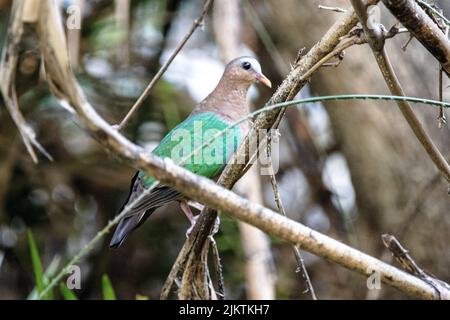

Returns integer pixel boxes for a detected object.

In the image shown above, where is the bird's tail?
[109,208,156,248]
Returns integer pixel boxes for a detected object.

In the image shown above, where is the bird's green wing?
[140,112,242,188]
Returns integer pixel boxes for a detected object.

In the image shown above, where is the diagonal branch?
[117,0,214,130]
[350,0,450,184]
[266,133,317,300]
[382,234,450,299]
[381,0,450,75]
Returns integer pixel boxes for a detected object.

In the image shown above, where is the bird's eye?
[242,61,251,70]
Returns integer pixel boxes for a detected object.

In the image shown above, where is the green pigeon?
[110,56,271,248]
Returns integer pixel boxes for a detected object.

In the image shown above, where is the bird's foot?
[180,201,197,223]
[180,201,220,238]
[185,215,220,238]
[187,200,205,211]
[211,215,221,235]
[185,215,200,238]
[180,201,199,237]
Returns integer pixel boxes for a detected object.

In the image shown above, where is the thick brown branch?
[381,0,450,75]
[350,0,450,184]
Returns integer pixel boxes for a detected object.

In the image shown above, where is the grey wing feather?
[110,172,183,248]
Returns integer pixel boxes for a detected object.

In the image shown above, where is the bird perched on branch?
[110,56,271,248]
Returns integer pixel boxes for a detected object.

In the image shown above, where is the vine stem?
[117,0,214,130]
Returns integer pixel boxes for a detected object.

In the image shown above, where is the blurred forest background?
[0,0,449,299]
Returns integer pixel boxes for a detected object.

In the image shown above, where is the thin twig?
[382,0,450,74]
[322,61,343,67]
[299,38,361,81]
[401,35,414,51]
[438,25,448,128]
[209,236,225,300]
[351,0,450,185]
[266,132,317,300]
[243,0,289,74]
[271,35,365,131]
[416,0,450,27]
[309,25,409,76]
[39,180,162,298]
[160,238,193,299]
[382,234,450,299]
[116,0,214,130]
[438,67,446,127]
[318,5,347,13]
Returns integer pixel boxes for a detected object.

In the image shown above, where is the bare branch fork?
[350,0,450,185]
[117,0,214,130]
[381,0,450,125]
[382,234,450,299]
[381,0,450,75]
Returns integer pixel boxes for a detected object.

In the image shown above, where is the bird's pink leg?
[180,201,200,237]
[179,201,197,224]
[180,201,220,237]
[187,200,204,211]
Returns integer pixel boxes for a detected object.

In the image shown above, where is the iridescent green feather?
[140,112,241,188]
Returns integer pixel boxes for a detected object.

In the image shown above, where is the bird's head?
[224,56,272,89]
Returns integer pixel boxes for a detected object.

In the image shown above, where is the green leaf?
[102,274,116,300]
[59,283,78,300]
[27,256,60,300]
[27,229,53,300]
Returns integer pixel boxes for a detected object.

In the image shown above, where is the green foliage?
[27,230,53,300]
[28,229,121,300]
[59,283,78,300]
[102,274,117,300]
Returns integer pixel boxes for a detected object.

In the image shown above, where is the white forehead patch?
[231,56,262,73]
